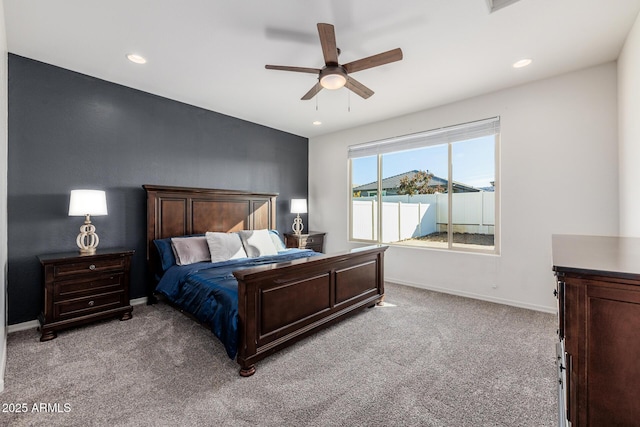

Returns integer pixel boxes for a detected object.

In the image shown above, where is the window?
[349,117,499,253]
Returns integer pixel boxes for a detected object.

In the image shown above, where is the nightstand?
[38,248,134,341]
[284,231,326,253]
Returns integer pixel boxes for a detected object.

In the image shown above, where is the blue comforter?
[155,249,321,359]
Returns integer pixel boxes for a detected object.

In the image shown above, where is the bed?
[144,185,387,376]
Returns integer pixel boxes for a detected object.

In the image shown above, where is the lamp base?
[292,214,304,236]
[76,214,100,254]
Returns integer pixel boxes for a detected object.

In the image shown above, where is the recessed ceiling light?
[513,58,532,68]
[127,53,147,64]
[312,121,322,126]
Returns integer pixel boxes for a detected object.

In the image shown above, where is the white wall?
[0,0,8,393]
[310,63,619,312]
[619,11,640,236]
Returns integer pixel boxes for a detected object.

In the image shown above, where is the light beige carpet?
[1,282,557,426]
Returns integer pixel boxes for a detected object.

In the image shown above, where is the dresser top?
[552,235,640,279]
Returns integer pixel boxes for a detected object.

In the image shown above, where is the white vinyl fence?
[352,192,495,242]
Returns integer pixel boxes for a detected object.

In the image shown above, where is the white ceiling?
[4,0,640,138]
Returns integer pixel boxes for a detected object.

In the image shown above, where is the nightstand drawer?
[53,257,125,278]
[300,236,318,245]
[306,243,323,252]
[55,291,125,319]
[55,274,124,300]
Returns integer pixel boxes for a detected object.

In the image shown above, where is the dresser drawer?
[54,291,125,319]
[54,274,124,300]
[53,257,125,278]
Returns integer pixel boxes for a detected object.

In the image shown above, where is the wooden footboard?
[233,245,387,376]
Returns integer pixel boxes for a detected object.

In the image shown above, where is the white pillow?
[237,229,278,257]
[205,232,248,263]
[171,236,211,266]
[269,230,286,252]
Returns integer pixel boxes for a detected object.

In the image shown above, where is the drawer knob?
[89,264,96,271]
[88,300,95,307]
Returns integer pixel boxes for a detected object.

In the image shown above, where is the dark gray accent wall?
[8,54,309,325]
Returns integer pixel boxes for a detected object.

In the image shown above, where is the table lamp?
[290,198,307,235]
[68,189,108,254]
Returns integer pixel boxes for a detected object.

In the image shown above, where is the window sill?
[349,239,500,256]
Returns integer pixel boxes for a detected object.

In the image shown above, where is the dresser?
[284,231,325,253]
[552,235,640,426]
[38,248,134,341]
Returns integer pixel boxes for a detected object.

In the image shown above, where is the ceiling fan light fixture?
[320,73,347,90]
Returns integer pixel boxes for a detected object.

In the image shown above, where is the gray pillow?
[205,232,248,263]
[170,236,211,265]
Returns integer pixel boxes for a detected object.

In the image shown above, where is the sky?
[352,135,495,189]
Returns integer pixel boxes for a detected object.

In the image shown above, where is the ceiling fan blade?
[342,48,403,74]
[317,23,339,65]
[345,77,374,99]
[301,82,323,100]
[265,65,321,74]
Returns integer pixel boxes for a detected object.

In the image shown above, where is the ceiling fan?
[265,23,403,100]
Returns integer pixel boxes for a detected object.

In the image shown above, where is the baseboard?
[8,297,149,334]
[130,297,148,306]
[386,278,557,314]
[7,319,39,334]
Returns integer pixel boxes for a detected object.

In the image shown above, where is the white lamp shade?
[290,199,307,214]
[68,190,108,216]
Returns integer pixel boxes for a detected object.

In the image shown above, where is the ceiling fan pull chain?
[348,85,351,112]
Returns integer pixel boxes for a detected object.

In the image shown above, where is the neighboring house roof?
[353,170,480,193]
[354,170,422,192]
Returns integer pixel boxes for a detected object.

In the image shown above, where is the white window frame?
[348,117,500,254]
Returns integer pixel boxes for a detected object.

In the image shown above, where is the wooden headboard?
[143,185,278,294]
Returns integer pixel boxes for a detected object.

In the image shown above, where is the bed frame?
[144,185,387,376]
